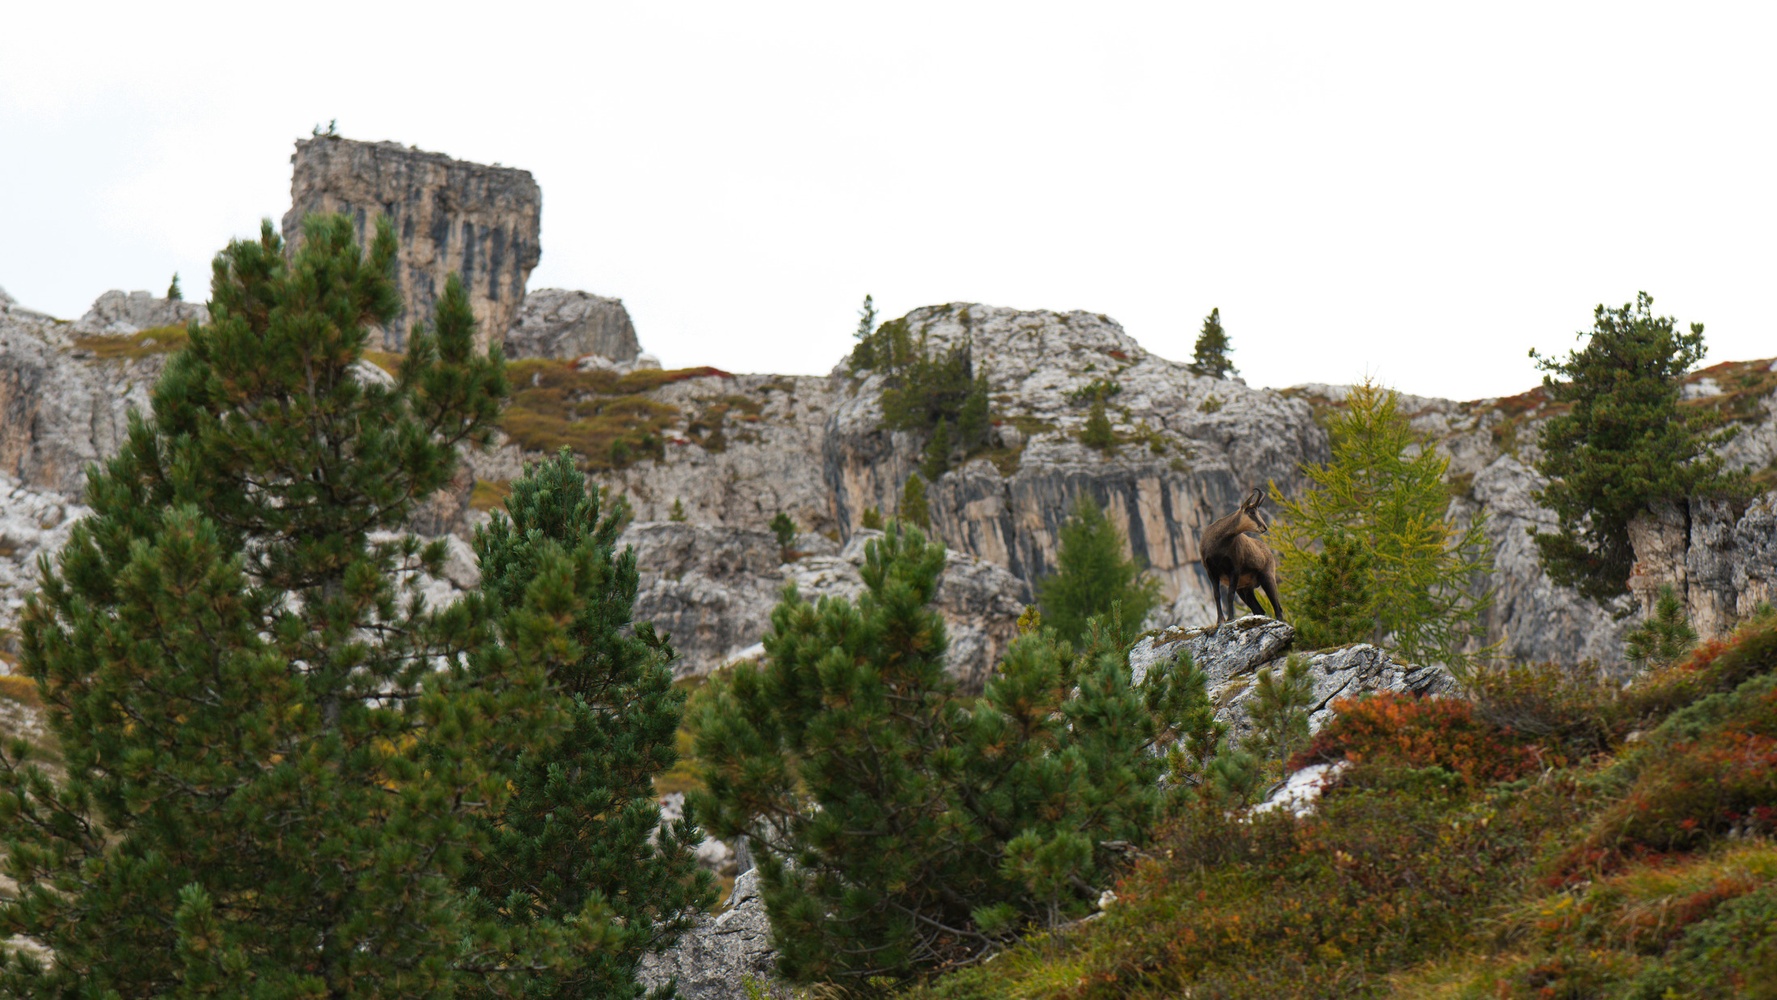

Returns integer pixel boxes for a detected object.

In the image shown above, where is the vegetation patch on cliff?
[498,359,728,470]
[71,323,190,360]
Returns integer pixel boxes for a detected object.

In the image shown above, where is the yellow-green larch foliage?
[1270,378,1493,667]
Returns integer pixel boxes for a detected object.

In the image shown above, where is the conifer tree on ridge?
[0,215,575,997]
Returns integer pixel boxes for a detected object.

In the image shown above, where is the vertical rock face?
[282,137,541,351]
[505,288,639,362]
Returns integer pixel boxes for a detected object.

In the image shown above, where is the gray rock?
[0,300,165,499]
[1129,616,1455,740]
[505,288,639,363]
[637,869,779,1000]
[822,304,1326,620]
[71,290,206,335]
[282,137,541,352]
[626,522,1024,687]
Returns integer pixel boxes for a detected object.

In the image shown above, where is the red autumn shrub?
[1289,692,1543,784]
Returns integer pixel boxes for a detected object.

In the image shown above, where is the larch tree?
[1271,379,1492,667]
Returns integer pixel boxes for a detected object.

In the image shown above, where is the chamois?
[1199,487,1283,627]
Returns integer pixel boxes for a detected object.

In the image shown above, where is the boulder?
[505,288,640,363]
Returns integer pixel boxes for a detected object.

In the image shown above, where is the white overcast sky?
[3,3,1773,400]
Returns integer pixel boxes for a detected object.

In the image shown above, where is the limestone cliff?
[282,137,541,351]
[821,304,1326,625]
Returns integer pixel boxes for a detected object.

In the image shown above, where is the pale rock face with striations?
[504,288,640,363]
[282,137,541,352]
[620,522,1023,687]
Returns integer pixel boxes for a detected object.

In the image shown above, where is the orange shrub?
[1289,692,1543,784]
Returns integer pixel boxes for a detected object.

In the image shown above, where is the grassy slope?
[902,616,1777,1000]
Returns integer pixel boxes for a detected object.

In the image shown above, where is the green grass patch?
[0,673,41,708]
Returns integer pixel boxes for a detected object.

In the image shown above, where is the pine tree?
[0,216,539,995]
[1530,293,1745,602]
[1624,583,1698,670]
[1290,527,1376,649]
[920,418,953,481]
[1187,307,1237,379]
[1036,494,1161,644]
[691,526,1187,983]
[1081,395,1116,451]
[860,506,884,530]
[461,450,713,998]
[900,473,930,528]
[1242,655,1315,769]
[847,294,879,373]
[1271,379,1493,667]
[669,497,688,522]
[770,511,797,549]
[166,272,181,301]
[957,373,991,450]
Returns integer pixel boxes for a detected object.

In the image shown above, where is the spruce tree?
[1530,293,1745,602]
[461,450,713,999]
[691,526,1186,983]
[1271,379,1492,667]
[1036,494,1161,644]
[669,497,688,522]
[166,272,182,301]
[1187,307,1236,379]
[0,216,542,996]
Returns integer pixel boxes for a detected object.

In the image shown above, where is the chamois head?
[1237,487,1270,534]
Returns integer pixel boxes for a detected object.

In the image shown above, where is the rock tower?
[282,136,541,351]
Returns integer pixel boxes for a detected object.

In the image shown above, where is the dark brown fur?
[1199,487,1283,627]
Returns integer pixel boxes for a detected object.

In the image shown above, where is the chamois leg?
[1211,577,1229,627]
[1237,587,1266,617]
[1261,578,1284,623]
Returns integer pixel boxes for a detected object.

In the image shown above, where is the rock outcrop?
[71,290,206,335]
[624,522,1024,686]
[0,294,165,500]
[282,137,541,352]
[822,305,1325,619]
[505,288,640,363]
[637,869,778,1000]
[1128,617,1457,740]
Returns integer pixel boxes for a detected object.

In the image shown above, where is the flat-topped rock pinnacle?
[282,136,541,352]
